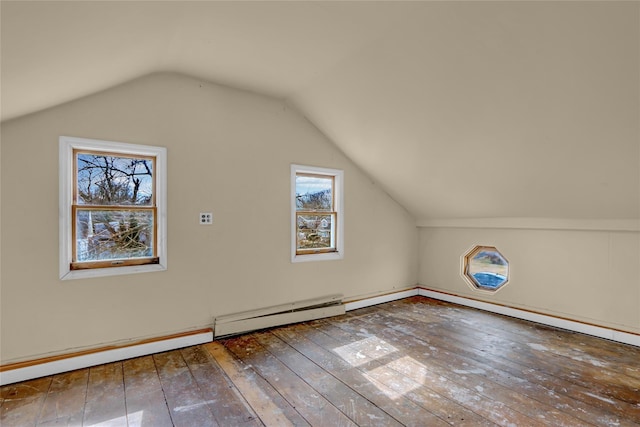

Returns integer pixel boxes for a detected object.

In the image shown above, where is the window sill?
[291,251,343,263]
[60,262,166,280]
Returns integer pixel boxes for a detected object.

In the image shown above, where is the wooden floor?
[2,297,639,426]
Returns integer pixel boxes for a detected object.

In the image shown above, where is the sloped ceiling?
[2,1,638,222]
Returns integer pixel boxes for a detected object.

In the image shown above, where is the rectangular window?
[72,150,158,269]
[60,137,167,279]
[291,165,343,262]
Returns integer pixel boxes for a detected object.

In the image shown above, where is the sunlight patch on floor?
[333,336,398,367]
[333,335,426,399]
[87,410,143,427]
[364,360,425,400]
[386,355,429,383]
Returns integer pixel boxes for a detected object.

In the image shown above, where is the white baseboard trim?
[345,288,419,311]
[0,329,213,386]
[419,288,640,348]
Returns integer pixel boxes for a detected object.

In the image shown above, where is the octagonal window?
[463,245,509,292]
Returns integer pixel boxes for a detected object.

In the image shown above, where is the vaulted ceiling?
[2,1,638,222]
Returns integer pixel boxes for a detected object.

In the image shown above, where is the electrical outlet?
[199,212,213,225]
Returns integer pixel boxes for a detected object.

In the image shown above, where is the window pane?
[295,175,333,211]
[296,214,334,251]
[75,210,154,261]
[76,152,153,206]
[467,249,508,289]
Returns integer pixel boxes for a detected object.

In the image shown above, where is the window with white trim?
[60,136,167,279]
[291,164,344,262]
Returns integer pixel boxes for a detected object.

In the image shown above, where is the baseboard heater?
[214,294,345,338]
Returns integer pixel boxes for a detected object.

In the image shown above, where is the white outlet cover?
[199,212,213,224]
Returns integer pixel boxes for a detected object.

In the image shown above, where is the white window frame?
[291,164,344,263]
[59,136,167,280]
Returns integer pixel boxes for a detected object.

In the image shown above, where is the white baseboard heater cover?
[214,294,345,338]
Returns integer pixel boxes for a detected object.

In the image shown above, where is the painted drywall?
[419,226,640,334]
[293,1,640,222]
[0,72,418,363]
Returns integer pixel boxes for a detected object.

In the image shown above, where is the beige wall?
[419,226,640,334]
[0,72,418,363]
[2,70,637,364]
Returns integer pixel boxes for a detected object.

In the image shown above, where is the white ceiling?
[2,1,638,222]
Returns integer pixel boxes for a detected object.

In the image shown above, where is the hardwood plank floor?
[1,297,639,426]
